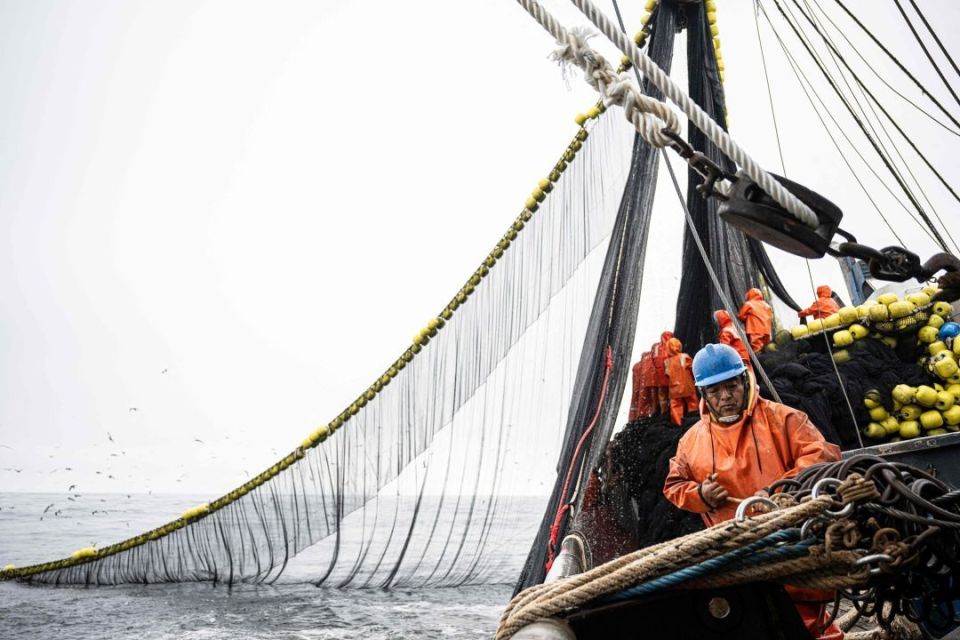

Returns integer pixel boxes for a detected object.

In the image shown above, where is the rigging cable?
[753,2,787,175]
[805,2,960,138]
[767,0,952,253]
[891,0,960,111]
[757,2,919,247]
[831,0,960,131]
[906,0,960,83]
[785,0,960,254]
[793,0,956,254]
[751,3,863,446]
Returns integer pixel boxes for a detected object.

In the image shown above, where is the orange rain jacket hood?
[663,372,841,525]
[799,285,840,320]
[714,310,750,362]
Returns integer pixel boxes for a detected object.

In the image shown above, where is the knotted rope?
[513,0,820,229]
[550,27,680,148]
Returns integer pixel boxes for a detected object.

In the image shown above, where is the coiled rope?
[498,455,960,639]
[513,0,820,230]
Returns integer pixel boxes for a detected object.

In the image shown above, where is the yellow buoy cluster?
[789,288,946,355]
[863,383,960,441]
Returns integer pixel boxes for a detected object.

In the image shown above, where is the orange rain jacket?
[663,374,841,525]
[663,338,696,400]
[714,310,750,363]
[629,352,655,421]
[737,288,773,352]
[650,331,674,387]
[663,376,843,639]
[799,285,840,320]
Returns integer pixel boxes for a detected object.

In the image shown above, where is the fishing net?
[10,89,639,587]
[8,1,808,592]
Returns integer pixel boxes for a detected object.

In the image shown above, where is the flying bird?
[161,369,168,374]
[108,432,115,442]
[68,484,76,491]
[193,438,205,444]
[43,503,55,514]
[128,408,138,413]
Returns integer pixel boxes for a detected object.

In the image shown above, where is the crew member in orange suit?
[628,351,656,422]
[650,331,674,414]
[714,310,750,365]
[663,343,842,640]
[737,288,773,352]
[798,285,841,321]
[663,338,698,426]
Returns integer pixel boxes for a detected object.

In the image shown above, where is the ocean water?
[0,493,515,640]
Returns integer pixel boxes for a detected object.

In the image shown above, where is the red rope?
[545,345,614,571]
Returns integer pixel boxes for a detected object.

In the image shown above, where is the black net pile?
[757,337,930,449]
[566,414,704,568]
[608,415,704,550]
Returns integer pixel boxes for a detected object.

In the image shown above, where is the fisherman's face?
[703,376,745,419]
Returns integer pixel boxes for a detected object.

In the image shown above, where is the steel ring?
[811,477,855,518]
[735,496,779,522]
[852,553,893,569]
[811,477,841,498]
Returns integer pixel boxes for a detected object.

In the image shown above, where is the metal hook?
[735,496,779,522]
[811,478,855,518]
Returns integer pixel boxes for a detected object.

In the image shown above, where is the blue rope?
[602,529,809,603]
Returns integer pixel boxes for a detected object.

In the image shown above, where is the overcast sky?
[1,0,957,494]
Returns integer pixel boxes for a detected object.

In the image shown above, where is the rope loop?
[549,26,680,148]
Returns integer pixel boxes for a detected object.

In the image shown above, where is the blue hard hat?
[693,343,747,387]
[939,322,960,342]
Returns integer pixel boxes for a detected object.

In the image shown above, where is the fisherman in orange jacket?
[663,343,842,639]
[650,331,674,414]
[663,337,697,426]
[628,351,656,422]
[737,288,773,352]
[798,285,840,321]
[714,310,750,365]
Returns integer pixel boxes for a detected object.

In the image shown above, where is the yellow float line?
[1,19,665,581]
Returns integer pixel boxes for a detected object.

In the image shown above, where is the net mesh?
[12,100,637,587]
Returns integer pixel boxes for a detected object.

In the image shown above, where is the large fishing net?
[10,89,639,587]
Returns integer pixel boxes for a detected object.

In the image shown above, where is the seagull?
[68,484,76,491]
[67,497,75,502]
[108,432,115,442]
[161,369,168,374]
[128,408,138,413]
[4,468,22,473]
[43,503,55,514]
[193,438,204,444]
[107,475,115,480]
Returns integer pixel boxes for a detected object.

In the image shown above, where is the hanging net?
[5,92,638,587]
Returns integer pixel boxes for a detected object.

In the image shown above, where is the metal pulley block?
[718,171,843,259]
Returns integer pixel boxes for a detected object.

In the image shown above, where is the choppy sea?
[0,493,517,640]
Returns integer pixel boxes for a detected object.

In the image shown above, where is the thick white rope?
[514,0,820,229]
[551,26,681,147]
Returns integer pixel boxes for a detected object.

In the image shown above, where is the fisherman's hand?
[699,473,729,509]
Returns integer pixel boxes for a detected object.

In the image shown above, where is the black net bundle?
[757,336,931,449]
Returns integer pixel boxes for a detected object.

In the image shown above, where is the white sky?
[1,0,958,494]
